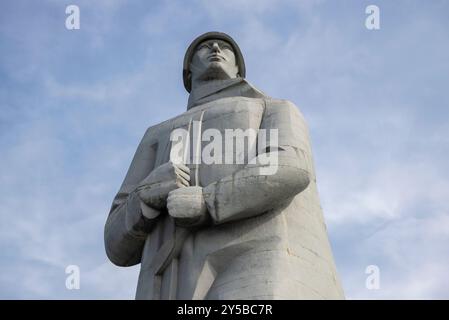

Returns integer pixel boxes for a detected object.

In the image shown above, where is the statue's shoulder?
[141,111,186,141]
[140,118,171,144]
[263,97,307,124]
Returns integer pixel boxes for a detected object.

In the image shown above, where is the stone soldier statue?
[104,31,344,299]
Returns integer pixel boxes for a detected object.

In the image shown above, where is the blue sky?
[1,0,448,299]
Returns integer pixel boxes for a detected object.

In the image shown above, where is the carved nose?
[211,42,220,53]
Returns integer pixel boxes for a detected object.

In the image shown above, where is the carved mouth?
[208,54,226,62]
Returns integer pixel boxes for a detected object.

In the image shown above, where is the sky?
[1,0,448,299]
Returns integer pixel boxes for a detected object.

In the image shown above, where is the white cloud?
[341,212,449,299]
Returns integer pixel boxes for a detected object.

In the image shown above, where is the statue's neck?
[191,78,236,92]
[187,78,268,111]
[187,78,243,110]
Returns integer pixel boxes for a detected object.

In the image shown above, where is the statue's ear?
[186,72,192,85]
[187,72,192,91]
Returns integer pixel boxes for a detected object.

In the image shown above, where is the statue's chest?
[198,97,265,132]
[196,98,265,186]
[152,97,266,186]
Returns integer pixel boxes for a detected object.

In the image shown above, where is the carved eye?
[197,43,209,51]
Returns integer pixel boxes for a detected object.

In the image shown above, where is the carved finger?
[178,176,190,187]
[175,179,188,188]
[176,163,190,175]
[175,167,190,181]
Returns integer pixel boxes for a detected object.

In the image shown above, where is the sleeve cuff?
[125,192,159,238]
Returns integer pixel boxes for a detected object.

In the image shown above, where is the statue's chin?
[190,63,238,90]
[208,61,224,68]
[199,64,235,82]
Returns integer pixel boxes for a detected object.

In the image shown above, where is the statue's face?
[190,39,239,83]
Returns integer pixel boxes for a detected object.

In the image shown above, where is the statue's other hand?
[167,186,208,228]
[137,161,190,210]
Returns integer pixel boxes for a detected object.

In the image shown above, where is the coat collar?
[187,78,268,110]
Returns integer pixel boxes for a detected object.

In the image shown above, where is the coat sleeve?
[202,99,313,225]
[104,128,160,266]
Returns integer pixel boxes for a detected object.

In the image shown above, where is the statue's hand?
[167,186,208,227]
[137,161,190,210]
